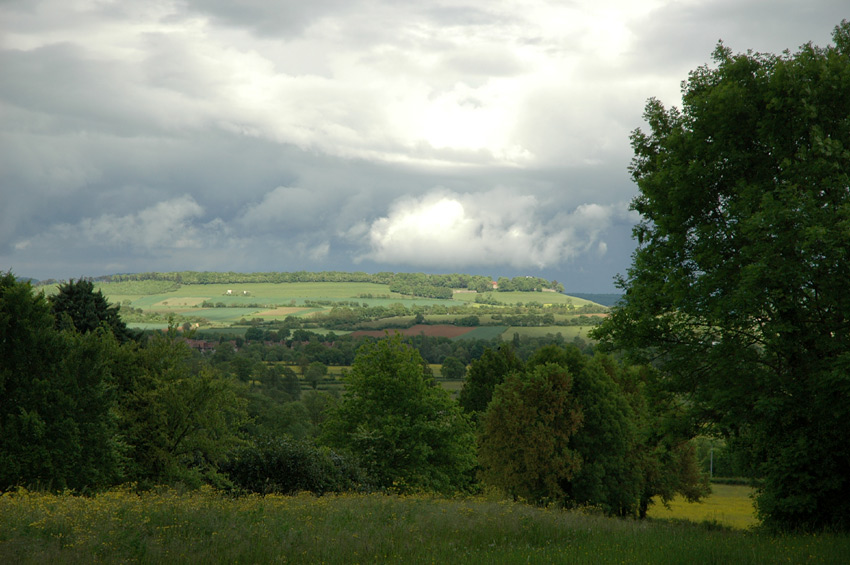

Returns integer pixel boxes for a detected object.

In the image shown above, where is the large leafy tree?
[50,278,135,342]
[321,334,476,493]
[113,328,248,488]
[595,22,850,531]
[477,363,583,505]
[478,347,650,516]
[0,273,122,491]
[458,344,524,415]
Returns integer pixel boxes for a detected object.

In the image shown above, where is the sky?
[1,1,846,291]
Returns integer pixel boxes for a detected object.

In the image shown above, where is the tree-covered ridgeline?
[594,21,850,531]
[41,270,565,296]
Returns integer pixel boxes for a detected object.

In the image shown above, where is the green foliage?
[439,356,467,380]
[222,436,371,495]
[458,345,524,414]
[478,363,583,504]
[49,278,135,342]
[302,390,337,433]
[240,390,312,440]
[478,344,706,517]
[113,332,248,488]
[595,21,850,531]
[560,356,642,516]
[305,361,328,389]
[0,273,123,492]
[321,335,476,493]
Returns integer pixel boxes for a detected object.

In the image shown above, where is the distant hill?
[564,293,623,307]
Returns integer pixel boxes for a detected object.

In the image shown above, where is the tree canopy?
[477,344,706,516]
[0,273,122,491]
[50,278,135,342]
[321,334,476,493]
[595,21,850,531]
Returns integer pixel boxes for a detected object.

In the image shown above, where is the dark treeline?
[192,326,594,368]
[2,273,707,520]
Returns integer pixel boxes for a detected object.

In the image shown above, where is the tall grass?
[2,488,847,564]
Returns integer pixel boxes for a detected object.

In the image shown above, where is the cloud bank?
[1,0,845,290]
[363,189,630,269]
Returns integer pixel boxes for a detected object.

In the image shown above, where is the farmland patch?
[502,326,595,340]
[453,326,508,341]
[350,324,477,339]
[253,306,311,317]
[193,308,263,323]
[153,297,208,307]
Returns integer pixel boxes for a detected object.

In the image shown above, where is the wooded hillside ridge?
[35,270,567,294]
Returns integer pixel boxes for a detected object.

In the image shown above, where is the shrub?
[223,436,371,495]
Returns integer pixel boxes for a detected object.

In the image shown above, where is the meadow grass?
[2,488,847,564]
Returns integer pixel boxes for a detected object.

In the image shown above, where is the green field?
[452,290,598,307]
[87,280,608,333]
[3,488,847,564]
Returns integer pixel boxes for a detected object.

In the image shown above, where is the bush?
[223,437,371,495]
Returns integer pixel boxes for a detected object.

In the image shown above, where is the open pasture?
[453,290,598,307]
[351,324,478,339]
[103,282,460,313]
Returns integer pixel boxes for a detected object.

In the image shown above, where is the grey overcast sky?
[1,1,846,291]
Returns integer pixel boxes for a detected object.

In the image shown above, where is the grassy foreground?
[2,488,848,564]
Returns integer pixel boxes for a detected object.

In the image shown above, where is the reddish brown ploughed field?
[350,324,477,339]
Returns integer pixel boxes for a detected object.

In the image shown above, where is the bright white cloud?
[362,189,629,269]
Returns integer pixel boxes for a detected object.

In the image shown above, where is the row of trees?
[2,274,701,519]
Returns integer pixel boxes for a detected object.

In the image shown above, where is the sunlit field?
[2,488,848,564]
[648,483,759,530]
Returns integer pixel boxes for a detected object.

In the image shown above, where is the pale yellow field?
[647,484,758,529]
